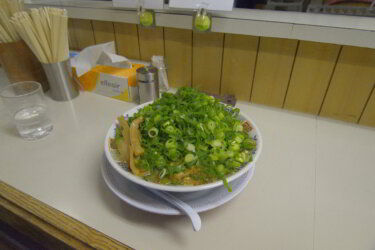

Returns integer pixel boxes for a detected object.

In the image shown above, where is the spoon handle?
[148,189,202,231]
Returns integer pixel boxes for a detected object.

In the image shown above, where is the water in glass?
[13,105,53,140]
[0,81,53,140]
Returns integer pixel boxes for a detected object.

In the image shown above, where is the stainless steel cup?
[41,59,79,101]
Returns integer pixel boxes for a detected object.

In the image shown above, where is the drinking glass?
[0,81,53,140]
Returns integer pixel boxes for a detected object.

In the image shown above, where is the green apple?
[140,11,154,27]
[195,15,211,31]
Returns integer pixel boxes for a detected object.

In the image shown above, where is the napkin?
[70,41,131,77]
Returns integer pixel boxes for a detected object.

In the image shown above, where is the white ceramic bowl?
[104,102,262,192]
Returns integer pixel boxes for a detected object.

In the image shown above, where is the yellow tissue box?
[73,63,144,102]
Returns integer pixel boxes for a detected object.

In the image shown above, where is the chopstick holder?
[41,59,79,101]
[11,7,77,101]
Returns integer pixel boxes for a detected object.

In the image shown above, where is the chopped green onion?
[223,178,232,192]
[216,164,226,175]
[154,114,161,123]
[120,87,256,192]
[241,150,252,162]
[163,121,171,127]
[197,143,208,151]
[216,131,225,139]
[155,155,166,168]
[206,120,216,131]
[226,150,235,158]
[218,150,229,161]
[167,149,180,161]
[159,168,167,178]
[165,126,175,134]
[165,139,177,149]
[148,127,159,138]
[186,143,196,152]
[184,153,196,163]
[235,153,245,163]
[187,128,194,136]
[210,153,219,161]
[234,123,243,132]
[243,139,256,150]
[138,159,150,170]
[234,134,245,143]
[226,159,241,168]
[211,140,222,147]
[197,123,204,131]
[229,143,240,151]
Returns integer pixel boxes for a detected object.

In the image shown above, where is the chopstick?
[10,7,69,63]
[0,2,69,63]
[0,0,24,43]
[12,11,48,63]
[30,9,52,62]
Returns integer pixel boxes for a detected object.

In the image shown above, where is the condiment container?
[136,66,159,104]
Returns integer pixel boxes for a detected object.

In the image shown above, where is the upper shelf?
[26,0,375,48]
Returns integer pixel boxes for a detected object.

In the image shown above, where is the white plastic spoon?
[147,189,202,231]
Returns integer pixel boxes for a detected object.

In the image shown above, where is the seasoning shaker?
[151,56,169,93]
[136,66,159,104]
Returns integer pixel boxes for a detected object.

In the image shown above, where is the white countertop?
[0,89,375,250]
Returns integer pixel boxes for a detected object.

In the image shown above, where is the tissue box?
[73,63,144,102]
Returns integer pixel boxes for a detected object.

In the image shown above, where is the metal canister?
[41,59,79,101]
[136,66,159,104]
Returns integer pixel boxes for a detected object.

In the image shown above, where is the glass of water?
[0,81,53,140]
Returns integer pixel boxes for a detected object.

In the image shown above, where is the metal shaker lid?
[136,66,158,82]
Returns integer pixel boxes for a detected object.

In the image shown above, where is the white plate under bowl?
[101,154,255,215]
[104,101,262,192]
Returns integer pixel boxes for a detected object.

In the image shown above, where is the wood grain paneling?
[138,26,164,61]
[320,46,375,123]
[68,19,79,50]
[220,34,259,101]
[164,27,192,88]
[284,41,341,114]
[251,37,298,107]
[92,20,116,47]
[192,32,224,94]
[70,19,95,50]
[61,18,375,127]
[114,22,140,60]
[360,87,375,127]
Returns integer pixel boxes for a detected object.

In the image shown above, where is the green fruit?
[195,15,211,31]
[140,11,154,26]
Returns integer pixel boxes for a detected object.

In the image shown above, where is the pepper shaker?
[136,66,159,104]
